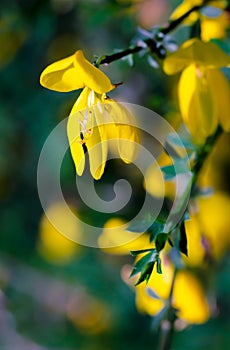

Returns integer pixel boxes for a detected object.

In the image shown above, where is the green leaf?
[179,221,188,256]
[156,257,162,274]
[149,220,165,242]
[130,248,155,256]
[130,250,157,277]
[135,261,155,285]
[155,233,168,252]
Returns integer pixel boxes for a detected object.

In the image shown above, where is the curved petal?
[70,87,89,115]
[208,69,230,132]
[170,0,202,22]
[86,124,108,180]
[40,54,85,92]
[104,100,140,163]
[73,50,115,94]
[163,38,230,75]
[178,64,218,142]
[40,50,115,93]
[174,271,210,324]
[67,108,85,176]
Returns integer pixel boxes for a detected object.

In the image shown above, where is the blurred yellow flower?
[135,254,210,324]
[184,191,230,265]
[40,50,139,179]
[38,202,81,264]
[198,133,230,191]
[98,217,152,255]
[163,39,230,143]
[201,10,230,41]
[170,0,229,41]
[144,151,175,199]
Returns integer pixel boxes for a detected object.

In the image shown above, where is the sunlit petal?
[40,54,85,92]
[86,123,108,180]
[73,50,115,94]
[208,69,230,132]
[105,101,140,163]
[163,38,230,75]
[178,64,218,141]
[173,271,210,324]
[67,110,85,176]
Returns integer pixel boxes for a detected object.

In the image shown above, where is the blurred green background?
[1,0,230,349]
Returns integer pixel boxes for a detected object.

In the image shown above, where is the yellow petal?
[197,192,230,260]
[86,123,108,180]
[73,50,114,94]
[178,64,218,141]
[209,69,230,132]
[163,38,230,75]
[67,101,86,176]
[38,202,81,264]
[40,50,114,93]
[173,271,210,324]
[201,11,229,42]
[170,0,202,22]
[105,100,140,163]
[184,215,205,266]
[40,54,84,92]
[135,255,173,316]
[98,217,153,255]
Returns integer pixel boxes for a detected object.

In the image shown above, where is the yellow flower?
[170,0,229,41]
[144,151,175,199]
[40,50,114,93]
[40,50,139,179]
[201,10,230,41]
[135,254,210,324]
[184,191,230,265]
[163,39,230,143]
[37,201,81,264]
[98,217,153,255]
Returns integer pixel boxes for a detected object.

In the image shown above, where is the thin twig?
[96,1,211,66]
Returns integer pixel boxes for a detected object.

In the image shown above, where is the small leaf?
[135,261,155,285]
[179,221,188,256]
[130,248,155,256]
[156,257,162,274]
[149,220,165,242]
[155,233,168,252]
[130,250,157,277]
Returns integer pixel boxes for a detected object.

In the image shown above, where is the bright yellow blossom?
[98,217,153,255]
[163,39,230,143]
[201,10,230,41]
[40,50,139,179]
[37,201,81,264]
[184,192,230,266]
[135,254,210,324]
[144,151,175,199]
[170,0,229,41]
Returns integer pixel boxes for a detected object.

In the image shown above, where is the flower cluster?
[163,38,230,143]
[40,50,139,179]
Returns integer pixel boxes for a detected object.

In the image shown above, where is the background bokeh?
[1,0,230,349]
